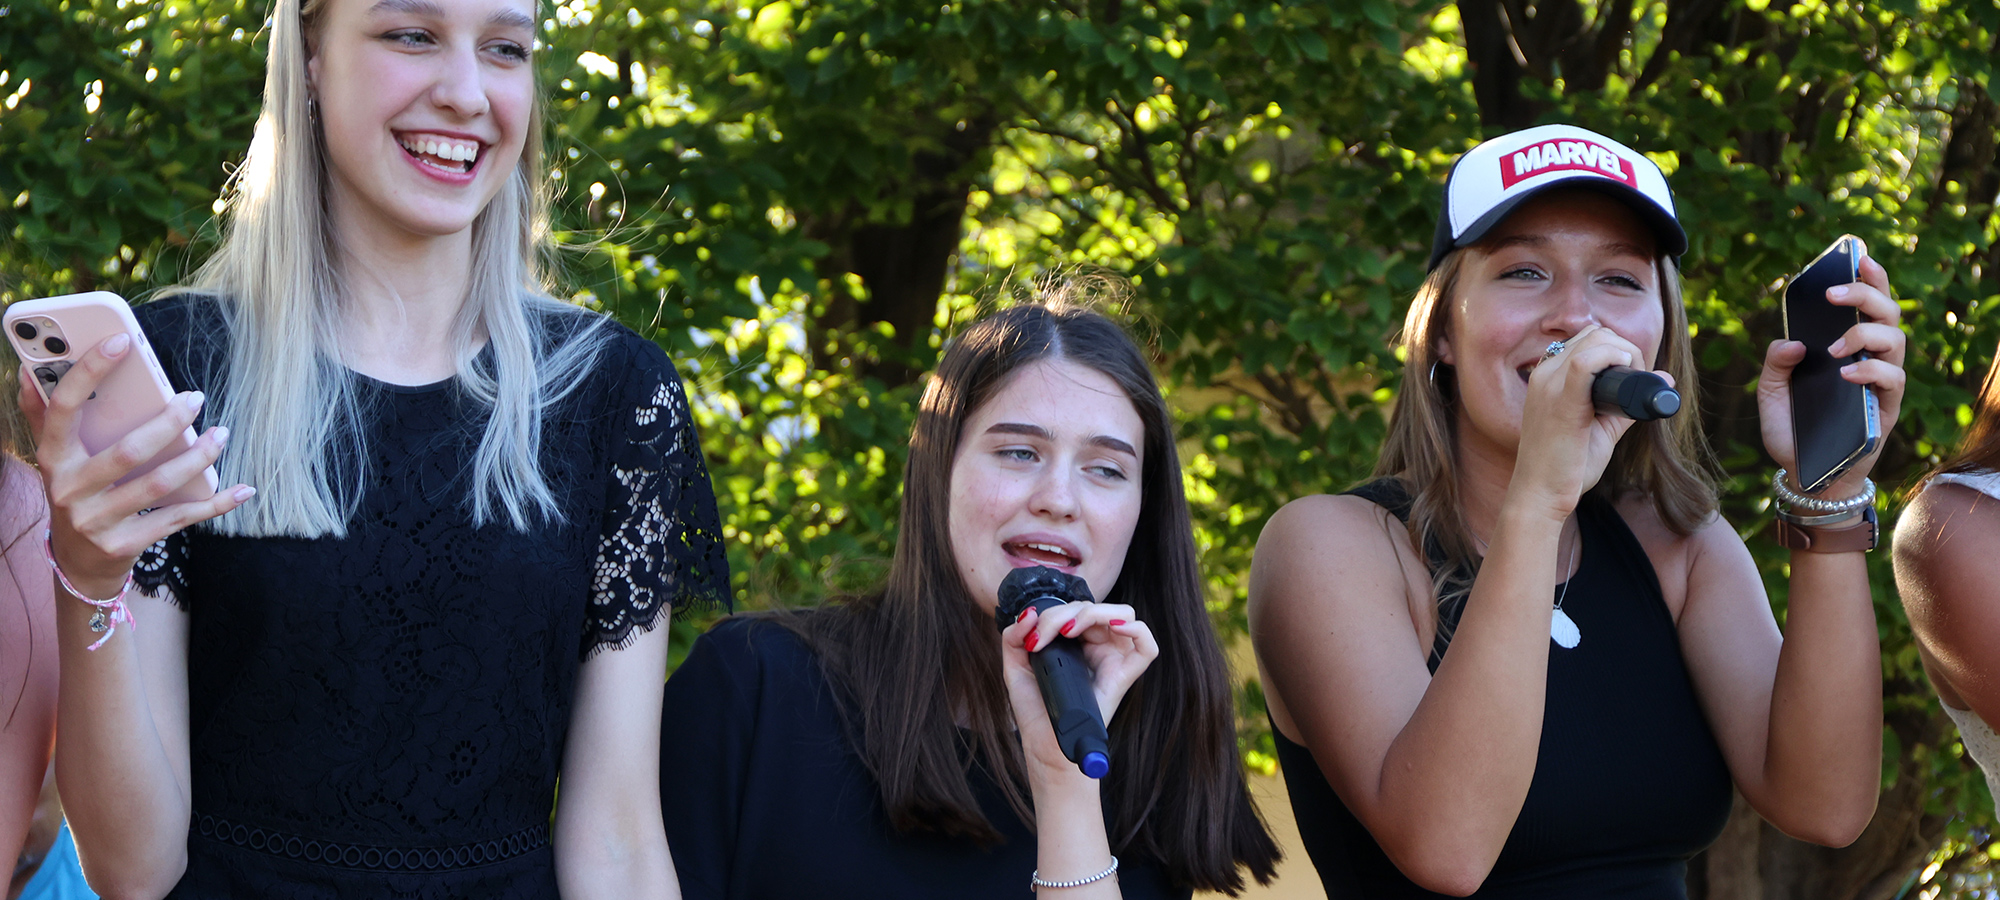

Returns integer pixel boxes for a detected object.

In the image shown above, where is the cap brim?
[1431,176,1687,270]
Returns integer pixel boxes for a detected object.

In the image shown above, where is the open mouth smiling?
[396,132,483,174]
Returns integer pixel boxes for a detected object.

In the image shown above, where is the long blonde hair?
[177,0,605,538]
[1375,248,1717,630]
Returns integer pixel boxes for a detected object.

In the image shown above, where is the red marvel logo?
[1499,139,1637,189]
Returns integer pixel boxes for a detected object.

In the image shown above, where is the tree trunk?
[802,114,997,388]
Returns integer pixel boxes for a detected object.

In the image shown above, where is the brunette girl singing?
[658,284,1280,898]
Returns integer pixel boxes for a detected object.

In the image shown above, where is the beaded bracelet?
[1771,469,1875,515]
[1031,856,1119,891]
[42,530,137,652]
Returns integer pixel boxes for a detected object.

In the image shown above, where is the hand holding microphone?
[996,566,1113,779]
[1542,334,1680,421]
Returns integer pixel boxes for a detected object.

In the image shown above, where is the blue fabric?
[18,822,100,900]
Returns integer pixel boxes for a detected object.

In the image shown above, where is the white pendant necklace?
[1550,530,1581,649]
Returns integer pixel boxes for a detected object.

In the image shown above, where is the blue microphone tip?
[1081,752,1109,779]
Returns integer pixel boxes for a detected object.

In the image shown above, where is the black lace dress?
[129,294,730,899]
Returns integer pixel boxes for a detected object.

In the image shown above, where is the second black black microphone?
[994,566,1112,779]
[1592,366,1681,420]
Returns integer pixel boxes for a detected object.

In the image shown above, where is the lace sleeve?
[583,342,731,658]
[133,532,190,609]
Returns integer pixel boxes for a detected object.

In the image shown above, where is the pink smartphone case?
[5,291,219,505]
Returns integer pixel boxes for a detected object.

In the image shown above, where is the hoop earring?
[1430,360,1454,401]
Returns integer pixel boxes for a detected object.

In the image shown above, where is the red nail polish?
[1016,608,1031,623]
[1025,632,1039,652]
[1110,619,1127,626]
[1060,622,1076,636]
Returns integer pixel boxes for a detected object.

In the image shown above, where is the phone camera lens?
[44,336,69,355]
[11,322,34,340]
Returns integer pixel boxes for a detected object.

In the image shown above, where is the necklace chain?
[1554,528,1577,612]
[1468,522,1579,611]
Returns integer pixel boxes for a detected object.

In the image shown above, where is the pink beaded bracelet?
[42,530,137,651]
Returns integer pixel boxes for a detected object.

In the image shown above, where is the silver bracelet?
[1771,469,1875,514]
[1775,506,1865,526]
[1032,856,1119,891]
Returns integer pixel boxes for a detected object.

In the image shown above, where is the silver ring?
[1542,340,1567,361]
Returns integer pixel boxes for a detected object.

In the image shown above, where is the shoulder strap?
[1342,477,1416,523]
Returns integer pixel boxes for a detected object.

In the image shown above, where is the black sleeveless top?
[129,294,732,899]
[1272,479,1732,898]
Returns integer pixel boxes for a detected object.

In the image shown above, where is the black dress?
[129,294,731,899]
[1273,479,1732,899]
[658,616,1189,900]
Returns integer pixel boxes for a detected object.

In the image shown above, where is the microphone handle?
[1023,597,1113,779]
[1591,366,1682,421]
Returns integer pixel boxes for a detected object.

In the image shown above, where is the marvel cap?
[1427,124,1685,271]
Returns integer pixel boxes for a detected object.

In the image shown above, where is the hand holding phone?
[10,292,256,599]
[7,292,218,505]
[1767,236,1907,495]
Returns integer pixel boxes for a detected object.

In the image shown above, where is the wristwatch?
[1771,505,1877,553]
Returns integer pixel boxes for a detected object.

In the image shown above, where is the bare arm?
[53,588,193,900]
[554,623,677,900]
[2,461,57,872]
[1676,253,1904,846]
[20,339,252,899]
[1249,494,1562,896]
[1670,517,1880,846]
[1896,485,2000,725]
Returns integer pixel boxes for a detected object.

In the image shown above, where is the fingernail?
[213,426,231,447]
[1060,622,1076,636]
[1110,619,1127,626]
[1025,632,1039,652]
[1828,340,1846,356]
[1016,608,1031,623]
[105,334,131,355]
[1829,285,1849,298]
[1841,363,1858,376]
[232,486,257,502]
[184,391,206,411]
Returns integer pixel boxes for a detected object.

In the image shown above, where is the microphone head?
[1081,751,1110,779]
[1592,366,1682,421]
[995,566,1095,627]
[1646,387,1682,418]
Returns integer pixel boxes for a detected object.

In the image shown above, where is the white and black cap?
[1428,124,1685,271]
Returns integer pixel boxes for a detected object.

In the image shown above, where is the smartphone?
[4,291,218,505]
[1782,235,1879,494]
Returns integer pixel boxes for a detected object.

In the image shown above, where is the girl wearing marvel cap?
[1249,124,1898,897]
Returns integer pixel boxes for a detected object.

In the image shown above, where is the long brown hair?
[769,282,1280,893]
[1376,245,1717,639]
[1928,341,2000,478]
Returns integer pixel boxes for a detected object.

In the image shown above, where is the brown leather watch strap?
[1771,506,1878,553]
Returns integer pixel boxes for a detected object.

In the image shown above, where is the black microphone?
[994,566,1111,779]
[1592,366,1681,420]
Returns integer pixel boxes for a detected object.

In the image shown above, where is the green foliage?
[6,0,2000,886]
